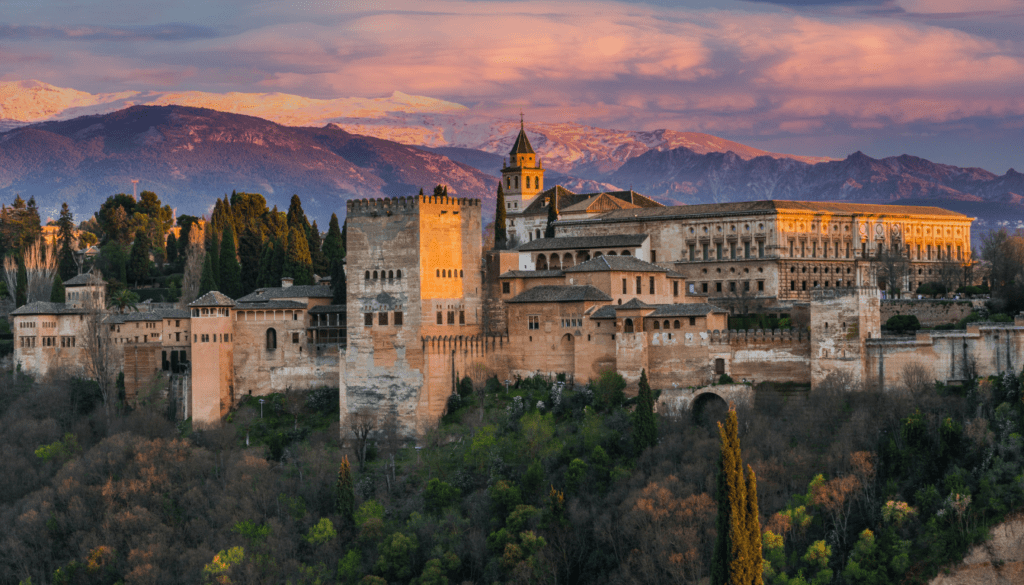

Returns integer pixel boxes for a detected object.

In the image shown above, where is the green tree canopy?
[284,226,313,285]
[56,203,78,281]
[198,253,217,298]
[495,183,507,250]
[632,369,657,451]
[219,225,243,298]
[127,229,151,285]
[322,213,345,266]
[50,273,65,303]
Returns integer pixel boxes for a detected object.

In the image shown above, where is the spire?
[509,114,535,156]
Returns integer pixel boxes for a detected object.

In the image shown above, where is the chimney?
[281,277,293,288]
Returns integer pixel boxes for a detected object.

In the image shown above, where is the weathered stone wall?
[657,384,755,416]
[725,330,812,385]
[232,309,337,397]
[809,288,880,388]
[189,313,234,427]
[123,344,160,401]
[880,299,977,328]
[12,313,90,380]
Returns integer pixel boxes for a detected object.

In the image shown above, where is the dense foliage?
[1,367,1022,585]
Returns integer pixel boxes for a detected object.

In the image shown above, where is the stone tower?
[189,291,236,427]
[501,117,544,214]
[343,194,483,436]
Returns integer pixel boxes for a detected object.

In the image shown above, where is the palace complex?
[11,123,1023,436]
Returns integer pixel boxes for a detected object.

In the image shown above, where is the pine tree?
[632,369,657,451]
[127,229,151,286]
[198,253,216,297]
[495,183,507,250]
[433,185,447,197]
[284,226,313,285]
[545,191,558,238]
[322,213,345,266]
[337,455,355,525]
[56,203,78,281]
[711,407,764,585]
[16,258,27,307]
[50,273,65,303]
[166,232,178,265]
[219,225,242,298]
[331,258,346,305]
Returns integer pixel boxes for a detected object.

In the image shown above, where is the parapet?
[810,287,878,301]
[346,195,481,215]
[709,328,808,345]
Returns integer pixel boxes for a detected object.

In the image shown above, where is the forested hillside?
[1,367,1022,585]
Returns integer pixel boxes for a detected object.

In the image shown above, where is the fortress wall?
[123,344,160,401]
[724,330,811,384]
[881,300,977,328]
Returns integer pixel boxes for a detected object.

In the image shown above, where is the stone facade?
[880,299,980,328]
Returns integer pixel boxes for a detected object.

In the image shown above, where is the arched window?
[364,271,369,280]
[624,318,634,333]
[673,320,681,329]
[622,250,631,256]
[372,270,378,279]
[459,270,463,277]
[537,254,548,270]
[607,251,617,256]
[396,270,402,279]
[664,320,670,329]
[653,321,660,330]
[388,270,394,279]
[506,177,511,188]
[448,269,452,278]
[266,328,277,350]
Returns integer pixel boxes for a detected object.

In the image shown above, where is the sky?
[2,0,1024,173]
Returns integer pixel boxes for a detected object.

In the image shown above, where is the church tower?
[501,116,544,213]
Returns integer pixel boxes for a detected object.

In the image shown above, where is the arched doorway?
[692,392,729,430]
[537,254,548,270]
[624,318,634,333]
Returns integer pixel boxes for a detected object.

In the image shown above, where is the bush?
[592,371,626,412]
[718,373,734,384]
[884,314,921,334]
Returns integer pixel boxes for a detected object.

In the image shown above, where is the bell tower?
[501,114,544,213]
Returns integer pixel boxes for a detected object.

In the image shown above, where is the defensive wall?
[880,299,981,328]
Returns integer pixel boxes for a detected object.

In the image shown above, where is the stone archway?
[691,392,729,428]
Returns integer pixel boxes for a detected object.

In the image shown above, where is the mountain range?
[0,82,1022,233]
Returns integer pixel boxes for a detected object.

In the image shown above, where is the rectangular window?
[459,310,465,325]
[636,276,642,294]
[528,316,540,330]
[744,281,750,292]
[651,250,657,263]
[688,244,695,261]
[758,281,764,292]
[622,278,627,294]
[716,243,723,259]
[437,311,443,325]
[502,282,510,294]
[394,312,403,326]
[730,244,737,259]
[365,313,373,327]
[292,332,299,343]
[812,241,817,258]
[789,239,794,256]
[649,277,655,294]
[689,317,696,326]
[716,282,722,293]
[378,312,388,326]
[673,281,679,297]
[176,332,180,341]
[744,241,751,258]
[702,243,709,259]
[447,311,455,325]
[702,283,708,293]
[729,281,736,292]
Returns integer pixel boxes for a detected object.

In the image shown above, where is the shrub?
[592,371,626,412]
[884,315,921,334]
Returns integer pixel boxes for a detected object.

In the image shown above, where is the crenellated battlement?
[346,195,481,215]
[422,334,509,353]
[706,328,810,345]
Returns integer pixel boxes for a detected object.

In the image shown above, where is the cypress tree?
[545,191,558,238]
[331,258,346,305]
[166,232,178,265]
[270,237,286,286]
[337,455,355,525]
[219,225,242,298]
[712,406,763,585]
[322,213,345,266]
[15,257,27,307]
[208,233,220,289]
[56,203,78,281]
[50,273,65,303]
[746,464,764,585]
[257,239,275,288]
[238,227,262,295]
[710,451,731,585]
[632,369,657,451]
[198,253,216,297]
[495,183,507,250]
[286,194,310,233]
[127,229,151,286]
[308,220,328,277]
[284,226,313,285]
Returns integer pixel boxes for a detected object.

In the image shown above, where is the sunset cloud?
[1,0,1023,169]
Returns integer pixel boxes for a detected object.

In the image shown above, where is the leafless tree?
[379,406,402,491]
[874,245,910,298]
[900,362,932,397]
[178,222,206,308]
[939,258,963,295]
[348,407,379,471]
[2,238,59,304]
[81,270,118,432]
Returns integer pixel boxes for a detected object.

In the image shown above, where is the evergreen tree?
[284,226,313,285]
[432,185,448,197]
[56,203,78,281]
[219,225,242,298]
[545,191,558,238]
[331,258,346,305]
[166,232,178,266]
[337,455,355,525]
[238,227,263,295]
[495,183,507,250]
[118,254,128,286]
[208,234,220,290]
[286,194,310,233]
[322,213,345,266]
[50,273,65,303]
[257,239,275,288]
[198,253,216,297]
[632,369,657,451]
[308,220,329,277]
[127,229,151,286]
[16,258,27,307]
[711,407,764,585]
[270,237,286,286]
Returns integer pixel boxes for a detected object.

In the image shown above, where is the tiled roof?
[11,302,87,316]
[561,193,640,214]
[589,305,619,319]
[509,125,535,155]
[565,255,667,273]
[618,298,652,310]
[234,300,307,310]
[64,272,104,286]
[517,234,648,252]
[308,304,347,314]
[235,285,334,302]
[519,187,663,217]
[649,304,727,317]
[558,199,970,225]
[189,291,236,307]
[105,307,191,323]
[499,270,565,279]
[506,285,612,304]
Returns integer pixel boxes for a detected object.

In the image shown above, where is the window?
[379,312,388,326]
[729,282,736,292]
[394,312,403,326]
[673,281,679,297]
[649,277,655,294]
[459,311,465,325]
[636,276,641,294]
[702,283,708,293]
[365,313,373,327]
[266,328,277,349]
[528,316,539,330]
[624,318,634,333]
[502,282,511,294]
[716,282,722,293]
[674,320,680,329]
[176,332,180,341]
[201,334,209,343]
[716,243,723,259]
[396,270,402,279]
[688,243,695,260]
[758,281,764,292]
[651,250,657,263]
[365,271,370,280]
[702,243,709,260]
[689,317,696,326]
[758,240,765,258]
[437,311,443,325]
[447,311,455,324]
[622,278,627,294]
[292,332,299,344]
